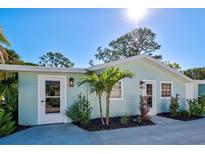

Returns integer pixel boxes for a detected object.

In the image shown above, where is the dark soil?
[157,112,204,121]
[0,125,31,138]
[73,115,155,131]
[15,125,31,133]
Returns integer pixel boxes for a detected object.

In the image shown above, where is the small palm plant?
[0,26,11,63]
[78,71,105,125]
[100,67,133,126]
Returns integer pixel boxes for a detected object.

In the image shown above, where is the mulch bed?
[73,115,155,131]
[157,112,204,121]
[15,125,31,133]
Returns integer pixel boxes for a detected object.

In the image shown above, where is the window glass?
[45,80,60,113]
[161,82,172,97]
[110,81,122,99]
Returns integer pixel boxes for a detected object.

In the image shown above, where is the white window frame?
[110,80,123,101]
[160,81,173,99]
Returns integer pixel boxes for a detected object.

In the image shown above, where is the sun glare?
[127,8,147,23]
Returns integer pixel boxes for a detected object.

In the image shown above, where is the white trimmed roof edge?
[0,64,87,73]
[88,54,194,82]
[0,54,195,82]
[194,80,205,84]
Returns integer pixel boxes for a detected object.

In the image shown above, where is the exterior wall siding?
[18,59,189,125]
[19,72,38,125]
[108,59,187,116]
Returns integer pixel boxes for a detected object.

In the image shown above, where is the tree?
[164,61,181,71]
[100,67,133,126]
[183,67,205,80]
[95,27,161,63]
[0,27,11,64]
[0,49,37,123]
[38,52,74,68]
[88,60,94,66]
[0,48,36,66]
[78,71,105,125]
[4,49,21,64]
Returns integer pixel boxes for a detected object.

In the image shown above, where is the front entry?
[143,80,156,115]
[38,75,66,124]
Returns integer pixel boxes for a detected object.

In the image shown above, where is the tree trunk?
[98,94,104,125]
[106,93,110,126]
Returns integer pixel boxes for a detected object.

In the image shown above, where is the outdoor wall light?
[69,78,74,87]
[140,81,144,89]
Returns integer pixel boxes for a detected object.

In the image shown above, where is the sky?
[0,8,205,69]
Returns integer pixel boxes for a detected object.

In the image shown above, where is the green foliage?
[188,99,199,115]
[0,27,11,64]
[78,71,105,125]
[139,95,150,120]
[191,103,205,117]
[100,67,133,94]
[169,96,180,117]
[38,51,74,68]
[100,67,134,125]
[4,49,21,64]
[120,113,130,125]
[0,109,16,136]
[136,116,142,124]
[79,67,133,126]
[178,109,191,117]
[187,99,205,117]
[66,94,92,125]
[0,43,37,137]
[183,67,205,80]
[199,95,205,108]
[0,72,18,112]
[95,27,161,63]
[0,27,11,46]
[164,61,181,71]
[0,48,36,66]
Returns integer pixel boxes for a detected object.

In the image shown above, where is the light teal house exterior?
[0,54,204,125]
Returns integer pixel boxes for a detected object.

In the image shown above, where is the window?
[45,80,60,113]
[110,81,123,100]
[160,82,172,98]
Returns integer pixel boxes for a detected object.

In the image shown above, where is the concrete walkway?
[1,116,205,145]
[0,123,103,145]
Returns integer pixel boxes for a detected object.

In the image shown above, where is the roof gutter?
[0,64,87,74]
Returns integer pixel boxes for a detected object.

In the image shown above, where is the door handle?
[41,100,45,103]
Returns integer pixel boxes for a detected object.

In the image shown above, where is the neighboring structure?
[0,54,204,125]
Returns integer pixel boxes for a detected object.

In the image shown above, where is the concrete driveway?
[1,116,205,145]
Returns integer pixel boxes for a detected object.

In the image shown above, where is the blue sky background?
[0,8,204,69]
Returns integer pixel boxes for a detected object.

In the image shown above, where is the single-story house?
[0,54,205,125]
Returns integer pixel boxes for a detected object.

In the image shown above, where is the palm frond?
[0,28,11,46]
[0,46,8,64]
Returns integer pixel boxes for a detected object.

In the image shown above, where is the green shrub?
[199,95,205,108]
[191,103,205,117]
[120,113,130,125]
[169,96,180,117]
[187,98,205,117]
[136,116,142,124]
[0,109,16,137]
[0,73,18,124]
[188,98,198,114]
[66,94,92,125]
[178,109,191,117]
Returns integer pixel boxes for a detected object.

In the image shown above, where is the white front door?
[186,83,194,100]
[38,75,66,124]
[143,80,156,115]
